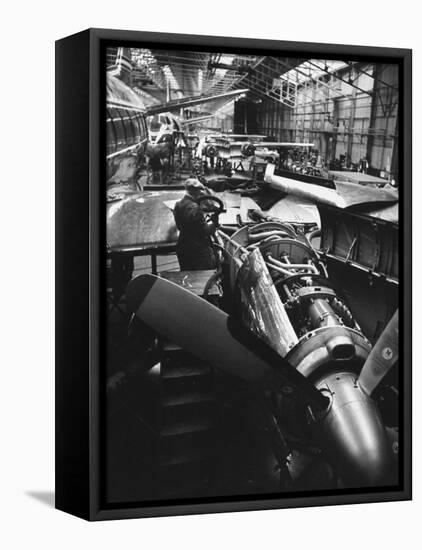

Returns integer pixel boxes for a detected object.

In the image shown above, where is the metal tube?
[264,261,293,277]
[267,254,319,274]
[249,230,292,243]
[308,299,340,329]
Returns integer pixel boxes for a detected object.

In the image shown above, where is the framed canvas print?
[55,28,411,520]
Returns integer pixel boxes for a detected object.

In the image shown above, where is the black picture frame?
[55,28,412,521]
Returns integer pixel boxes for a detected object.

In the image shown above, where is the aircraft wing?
[145,89,249,116]
[107,190,183,253]
[180,115,214,125]
[229,141,314,147]
[264,163,398,210]
[254,142,314,147]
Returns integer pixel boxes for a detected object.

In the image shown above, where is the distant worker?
[148,154,163,184]
[173,178,218,271]
[161,157,170,185]
[358,157,369,174]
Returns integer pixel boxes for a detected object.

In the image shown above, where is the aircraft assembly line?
[105,47,400,503]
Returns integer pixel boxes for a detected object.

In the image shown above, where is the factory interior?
[105,47,399,505]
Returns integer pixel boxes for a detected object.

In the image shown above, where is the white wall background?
[0,1,419,548]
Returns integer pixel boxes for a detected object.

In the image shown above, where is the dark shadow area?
[25,491,55,508]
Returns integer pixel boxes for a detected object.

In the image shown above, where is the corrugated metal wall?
[258,63,399,178]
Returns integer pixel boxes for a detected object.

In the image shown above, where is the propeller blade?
[126,274,329,411]
[358,310,399,395]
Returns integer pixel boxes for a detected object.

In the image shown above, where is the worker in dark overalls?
[173,178,218,270]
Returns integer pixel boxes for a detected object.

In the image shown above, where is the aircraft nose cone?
[313,371,393,487]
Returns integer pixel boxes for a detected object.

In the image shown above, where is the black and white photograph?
[104,44,403,507]
[3,0,421,545]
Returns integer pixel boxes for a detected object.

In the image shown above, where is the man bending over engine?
[173,178,218,270]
